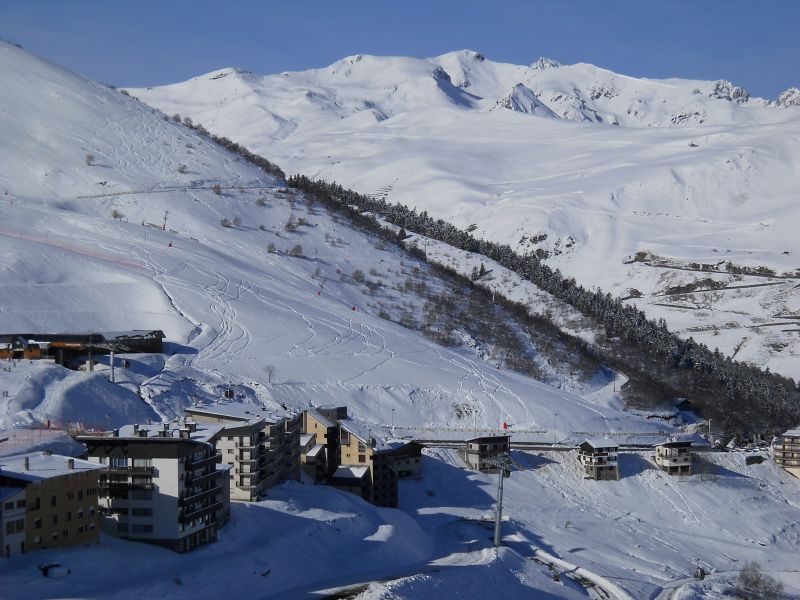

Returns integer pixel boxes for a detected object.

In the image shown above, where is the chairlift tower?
[484,453,512,547]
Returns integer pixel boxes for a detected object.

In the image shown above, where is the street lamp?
[391,408,395,431]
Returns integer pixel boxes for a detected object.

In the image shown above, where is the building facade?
[773,428,800,478]
[0,487,26,557]
[578,439,620,481]
[462,435,511,473]
[654,440,692,475]
[0,452,103,556]
[80,424,228,553]
[185,405,300,501]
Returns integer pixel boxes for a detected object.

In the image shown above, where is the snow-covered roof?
[305,409,335,429]
[333,465,369,479]
[186,403,281,424]
[782,428,800,437]
[656,439,692,448]
[582,438,619,449]
[118,422,225,444]
[339,419,371,444]
[300,433,315,446]
[0,451,104,482]
[306,444,325,458]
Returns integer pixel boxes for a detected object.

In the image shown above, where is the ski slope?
[132,51,800,380]
[4,40,800,600]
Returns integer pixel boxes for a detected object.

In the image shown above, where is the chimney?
[133,424,139,432]
[179,429,190,439]
[162,422,170,433]
[24,456,30,470]
[67,458,75,470]
[112,429,119,438]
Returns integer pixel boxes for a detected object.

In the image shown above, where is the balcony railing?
[179,501,223,524]
[181,484,223,505]
[107,465,155,475]
[187,454,221,469]
[100,480,154,491]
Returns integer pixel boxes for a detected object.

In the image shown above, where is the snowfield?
[132,50,800,380]
[2,40,800,599]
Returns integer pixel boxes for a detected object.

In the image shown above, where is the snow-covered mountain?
[4,41,800,600]
[131,50,800,379]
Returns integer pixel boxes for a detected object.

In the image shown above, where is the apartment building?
[462,435,511,473]
[300,433,328,482]
[185,405,300,500]
[578,439,620,481]
[654,440,692,475]
[79,423,229,553]
[773,428,800,478]
[0,451,104,556]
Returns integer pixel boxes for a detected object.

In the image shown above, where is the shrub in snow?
[352,269,366,283]
[211,184,222,195]
[232,216,242,227]
[737,561,784,598]
[220,218,232,228]
[85,153,94,166]
[289,244,303,257]
[267,242,277,253]
[177,164,188,174]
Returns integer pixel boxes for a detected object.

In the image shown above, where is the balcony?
[107,465,155,476]
[187,454,221,469]
[187,470,221,486]
[100,480,154,492]
[181,484,223,505]
[179,501,223,524]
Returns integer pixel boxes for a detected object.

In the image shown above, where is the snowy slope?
[0,40,673,439]
[131,51,800,379]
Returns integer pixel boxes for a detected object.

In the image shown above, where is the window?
[131,508,153,517]
[77,526,84,534]
[77,509,84,519]
[62,529,68,538]
[51,532,58,540]
[77,490,83,501]
[88,523,95,531]
[50,495,57,507]
[16,499,25,509]
[89,507,95,516]
[33,535,41,544]
[3,502,12,510]
[227,449,234,454]
[5,522,13,535]
[15,519,24,533]
[358,455,366,463]
[34,518,41,529]
[51,515,58,525]
[66,511,72,522]
[30,497,40,510]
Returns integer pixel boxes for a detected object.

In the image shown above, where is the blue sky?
[2,0,797,98]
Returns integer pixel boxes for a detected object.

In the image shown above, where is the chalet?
[578,439,619,480]
[79,425,229,553]
[328,466,371,500]
[773,428,800,478]
[462,435,511,473]
[654,440,692,475]
[0,452,104,556]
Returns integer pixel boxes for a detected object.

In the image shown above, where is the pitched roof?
[332,465,369,480]
[582,438,619,449]
[305,409,335,429]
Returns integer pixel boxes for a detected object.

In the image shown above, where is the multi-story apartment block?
[0,451,103,556]
[79,423,229,553]
[300,433,328,482]
[773,428,800,478]
[654,440,692,475]
[185,405,300,501]
[578,439,620,481]
[462,435,511,473]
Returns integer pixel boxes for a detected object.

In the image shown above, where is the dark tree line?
[285,175,800,439]
[176,111,800,438]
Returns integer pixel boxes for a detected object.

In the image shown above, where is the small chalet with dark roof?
[578,439,619,480]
